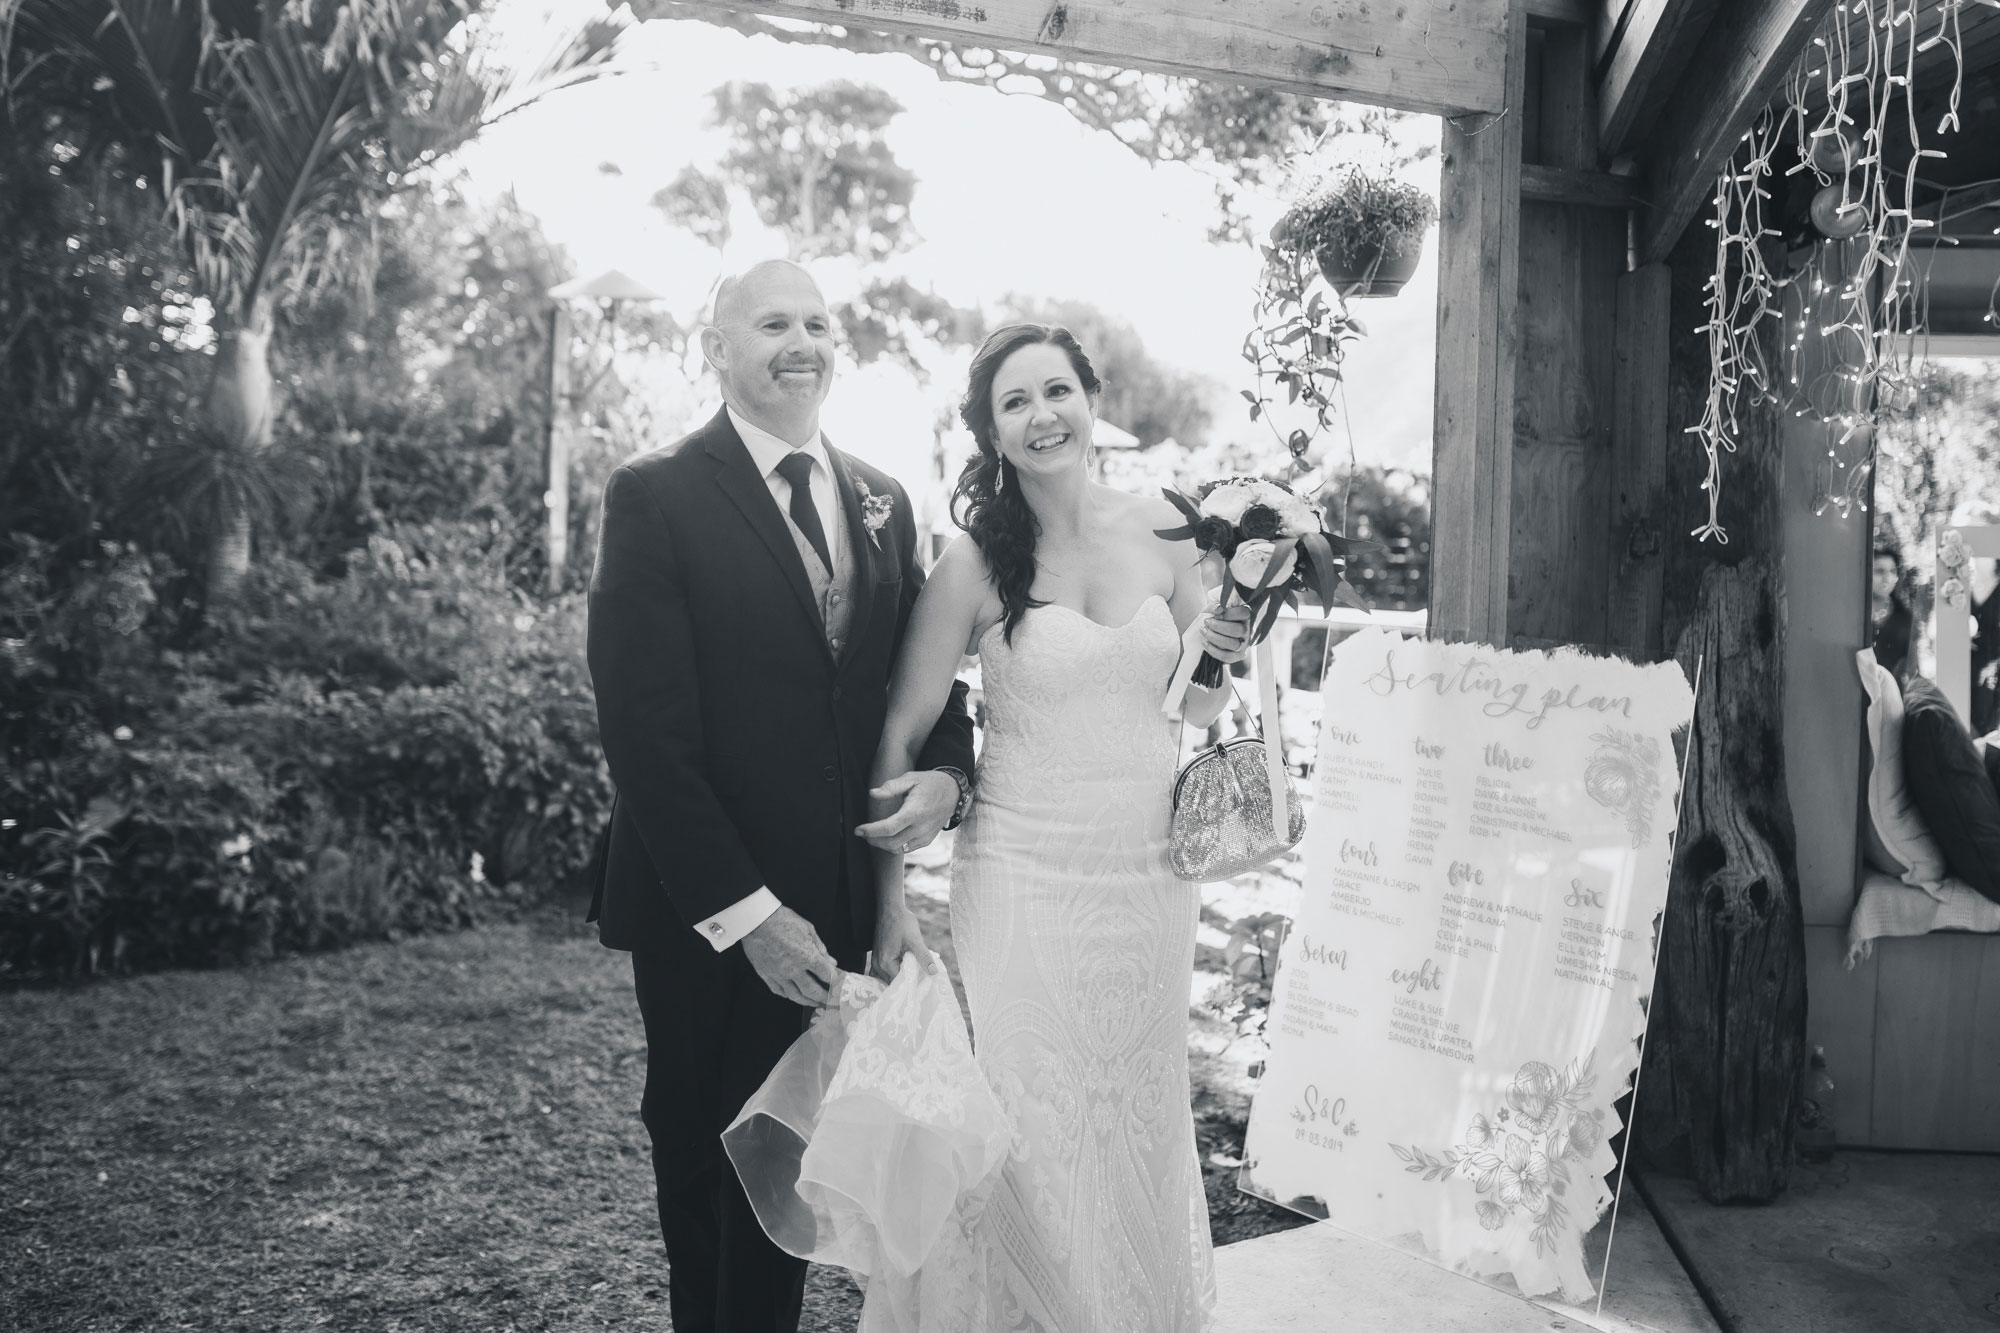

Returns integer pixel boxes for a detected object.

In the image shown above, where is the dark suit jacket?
[1871,595,1912,681]
[585,406,974,958]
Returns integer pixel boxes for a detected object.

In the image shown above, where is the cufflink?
[707,923,724,935]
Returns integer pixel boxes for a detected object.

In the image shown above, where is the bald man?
[585,260,975,1332]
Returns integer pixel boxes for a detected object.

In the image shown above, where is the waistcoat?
[780,484,857,659]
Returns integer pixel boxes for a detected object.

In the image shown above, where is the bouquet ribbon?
[1163,622,1288,841]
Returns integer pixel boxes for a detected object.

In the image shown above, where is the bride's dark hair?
[952,323,1102,645]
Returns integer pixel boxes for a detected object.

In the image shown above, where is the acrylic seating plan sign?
[1240,629,1695,1303]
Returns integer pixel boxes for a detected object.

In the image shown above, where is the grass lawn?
[1,867,1305,1333]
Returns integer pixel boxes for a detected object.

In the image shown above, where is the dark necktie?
[774,450,834,575]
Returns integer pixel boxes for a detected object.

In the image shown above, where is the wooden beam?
[1520,162,1647,208]
[1525,0,1592,24]
[1597,0,1719,160]
[1430,2,1528,646]
[1635,0,1840,268]
[631,0,1508,118]
[1594,0,1633,64]
[1605,264,1672,658]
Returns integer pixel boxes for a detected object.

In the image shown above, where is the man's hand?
[870,907,940,984]
[740,905,839,1008]
[856,770,958,854]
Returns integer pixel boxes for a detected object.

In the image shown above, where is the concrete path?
[1212,1195,1721,1333]
[1640,1155,2000,1332]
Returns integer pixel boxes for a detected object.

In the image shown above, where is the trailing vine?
[1240,243,1366,467]
[1242,171,1434,467]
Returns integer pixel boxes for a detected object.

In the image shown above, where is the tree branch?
[634,3,1178,162]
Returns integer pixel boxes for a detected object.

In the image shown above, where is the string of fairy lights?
[1690,0,1992,541]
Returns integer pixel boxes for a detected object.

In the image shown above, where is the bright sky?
[454,3,1441,486]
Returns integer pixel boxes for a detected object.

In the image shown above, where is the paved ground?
[1213,1191,1721,1333]
[1641,1155,2000,1332]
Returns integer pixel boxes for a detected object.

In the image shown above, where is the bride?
[866,322,1252,1331]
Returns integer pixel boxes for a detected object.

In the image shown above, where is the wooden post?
[1646,561,1809,1201]
[1606,264,1672,659]
[1429,0,1527,646]
[546,303,573,595]
[1634,223,1808,1201]
[1506,15,1630,648]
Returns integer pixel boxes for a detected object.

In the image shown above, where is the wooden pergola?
[631,0,2000,1195]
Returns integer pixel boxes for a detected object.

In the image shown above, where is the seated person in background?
[1869,546,1913,681]
[1974,555,2000,736]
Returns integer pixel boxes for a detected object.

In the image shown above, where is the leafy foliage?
[713,80,916,262]
[837,277,989,379]
[1,140,612,978]
[1241,257,1366,455]
[1273,169,1439,268]
[0,0,625,611]
[653,78,983,377]
[1330,467,1431,613]
[1874,360,2000,592]
[627,3,1432,242]
[0,525,610,978]
[1241,172,1436,460]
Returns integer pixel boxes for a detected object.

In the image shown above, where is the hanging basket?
[1314,230,1427,297]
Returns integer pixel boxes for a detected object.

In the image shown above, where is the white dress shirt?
[729,406,839,563]
[692,407,839,952]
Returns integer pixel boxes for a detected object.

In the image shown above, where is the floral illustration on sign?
[855,479,894,548]
[1387,1054,1605,1259]
[1582,728,1660,850]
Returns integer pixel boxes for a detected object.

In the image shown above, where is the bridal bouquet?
[1156,475,1364,688]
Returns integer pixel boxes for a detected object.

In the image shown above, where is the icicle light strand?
[1697,0,1975,538]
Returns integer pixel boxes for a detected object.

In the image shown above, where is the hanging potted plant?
[1271,169,1438,298]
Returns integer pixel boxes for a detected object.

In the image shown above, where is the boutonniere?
[855,479,895,548]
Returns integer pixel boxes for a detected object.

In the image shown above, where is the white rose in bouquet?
[1228,539,1297,592]
[1197,480,1260,524]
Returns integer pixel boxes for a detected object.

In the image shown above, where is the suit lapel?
[824,443,878,670]
[702,412,829,658]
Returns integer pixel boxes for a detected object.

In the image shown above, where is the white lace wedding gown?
[927,593,1216,1333]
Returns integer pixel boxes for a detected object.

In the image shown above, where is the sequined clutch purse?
[1167,736,1305,882]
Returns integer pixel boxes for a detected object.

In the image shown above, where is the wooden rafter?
[1596,0,1719,159]
[1633,0,1842,266]
[626,0,1509,118]
[1521,161,1648,208]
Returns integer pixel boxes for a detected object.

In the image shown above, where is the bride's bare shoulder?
[927,535,1002,616]
[1098,484,1185,534]
[1101,485,1194,557]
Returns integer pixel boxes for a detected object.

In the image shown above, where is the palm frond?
[385,12,625,166]
[175,3,625,320]
[124,419,321,549]
[0,0,233,177]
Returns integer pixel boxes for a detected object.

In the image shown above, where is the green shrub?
[0,522,612,979]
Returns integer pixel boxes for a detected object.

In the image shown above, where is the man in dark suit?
[586,259,975,1333]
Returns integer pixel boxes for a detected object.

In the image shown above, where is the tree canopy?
[621,1,1429,242]
[653,77,983,378]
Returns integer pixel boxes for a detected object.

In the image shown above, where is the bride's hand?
[1201,603,1255,664]
[870,908,940,984]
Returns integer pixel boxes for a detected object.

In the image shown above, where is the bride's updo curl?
[952,323,1102,645]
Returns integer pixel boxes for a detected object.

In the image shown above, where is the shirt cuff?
[694,886,780,951]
